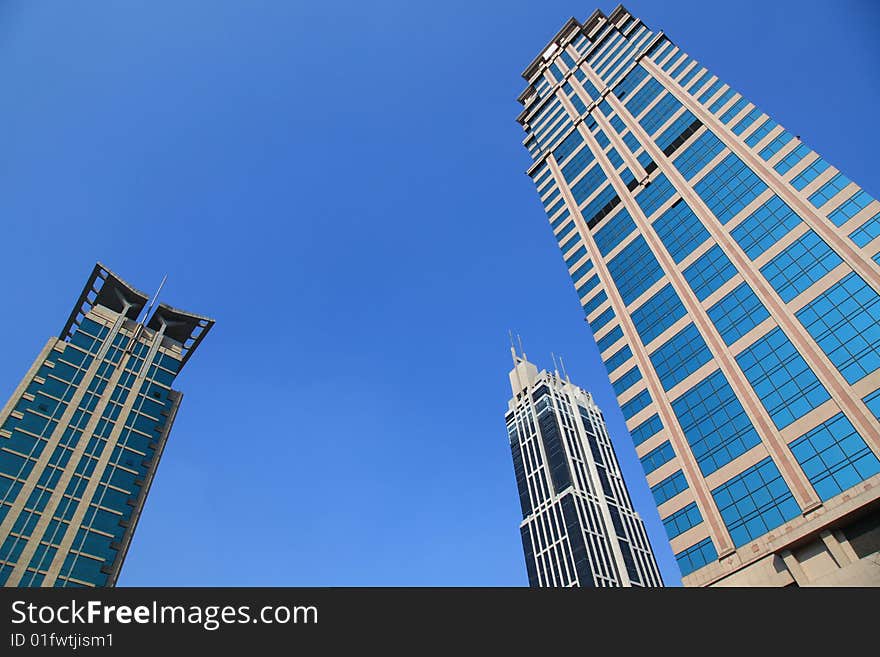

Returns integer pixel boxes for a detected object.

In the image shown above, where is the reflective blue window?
[553,131,584,163]
[745,117,777,147]
[625,76,664,117]
[731,106,761,135]
[676,537,717,577]
[663,502,703,540]
[694,154,767,224]
[621,389,652,421]
[671,369,761,476]
[790,413,880,501]
[571,164,608,205]
[655,110,697,153]
[863,389,880,422]
[577,274,599,299]
[735,327,830,430]
[588,306,615,333]
[720,96,748,124]
[683,244,737,301]
[611,365,643,396]
[678,63,701,89]
[607,147,624,169]
[711,457,800,548]
[561,147,596,183]
[597,326,623,353]
[774,143,810,175]
[652,470,689,506]
[686,69,710,94]
[760,230,842,302]
[568,255,591,279]
[594,208,636,257]
[827,190,873,227]
[731,195,802,259]
[640,93,683,135]
[809,172,851,208]
[651,323,713,391]
[631,283,687,345]
[635,174,676,218]
[795,272,880,384]
[653,199,709,263]
[707,282,770,345]
[790,156,830,191]
[673,130,725,181]
[582,289,608,317]
[622,131,641,153]
[708,87,735,114]
[849,212,880,247]
[641,440,675,475]
[758,131,793,161]
[630,414,663,447]
[604,344,632,373]
[581,185,618,225]
[607,236,665,305]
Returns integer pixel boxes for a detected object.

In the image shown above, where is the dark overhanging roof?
[61,262,150,341]
[147,302,215,369]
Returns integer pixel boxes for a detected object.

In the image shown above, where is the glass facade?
[0,264,213,587]
[518,7,880,584]
[506,354,663,587]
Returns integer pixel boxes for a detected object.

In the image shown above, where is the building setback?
[0,263,213,587]
[516,5,880,585]
[506,349,663,586]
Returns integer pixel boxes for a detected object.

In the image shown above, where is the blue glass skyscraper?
[517,5,880,585]
[0,263,213,587]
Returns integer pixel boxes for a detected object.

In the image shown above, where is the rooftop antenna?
[517,334,526,360]
[550,352,560,378]
[559,354,571,383]
[141,273,168,326]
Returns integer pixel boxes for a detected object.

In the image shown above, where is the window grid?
[707,282,770,346]
[694,153,768,224]
[653,199,710,263]
[682,244,737,301]
[759,230,842,303]
[663,502,702,540]
[731,195,802,260]
[673,130,725,181]
[650,324,713,391]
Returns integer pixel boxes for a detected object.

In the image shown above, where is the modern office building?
[0,263,213,587]
[506,348,663,586]
[516,5,880,586]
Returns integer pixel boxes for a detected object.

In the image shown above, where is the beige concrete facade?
[517,6,880,585]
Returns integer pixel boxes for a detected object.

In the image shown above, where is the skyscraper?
[516,5,880,586]
[506,349,663,587]
[0,263,213,587]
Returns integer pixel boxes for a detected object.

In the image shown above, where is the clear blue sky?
[0,1,877,586]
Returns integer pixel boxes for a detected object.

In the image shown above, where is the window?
[808,172,850,208]
[790,413,880,501]
[827,190,874,227]
[676,537,717,577]
[596,326,623,353]
[663,502,702,539]
[571,164,608,205]
[631,283,687,346]
[582,289,608,316]
[745,117,777,147]
[625,76,664,117]
[863,389,880,422]
[683,244,737,301]
[630,413,663,447]
[652,470,689,506]
[612,365,643,396]
[594,208,636,257]
[655,110,697,153]
[774,143,810,175]
[707,282,770,345]
[671,369,761,476]
[795,272,880,384]
[588,306,615,334]
[604,344,632,373]
[790,156,829,191]
[735,327,830,430]
[641,440,675,475]
[640,93,683,136]
[694,153,767,224]
[576,273,599,299]
[760,230,842,302]
[607,236,665,305]
[653,199,709,263]
[711,457,800,547]
[731,106,761,135]
[552,131,584,163]
[561,146,596,183]
[635,174,676,218]
[650,323,713,391]
[673,130,725,181]
[708,87,735,114]
[621,388,652,420]
[731,195,802,260]
[758,130,793,161]
[849,212,880,247]
[720,96,748,124]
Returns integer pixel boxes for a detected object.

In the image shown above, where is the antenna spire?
[141,273,168,325]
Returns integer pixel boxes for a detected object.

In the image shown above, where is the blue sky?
[0,0,878,586]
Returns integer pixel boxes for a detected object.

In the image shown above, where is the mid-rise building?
[516,5,880,585]
[0,263,213,587]
[506,349,663,586]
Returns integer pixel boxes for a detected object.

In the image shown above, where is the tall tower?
[0,263,213,587]
[506,348,663,587]
[516,5,880,586]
